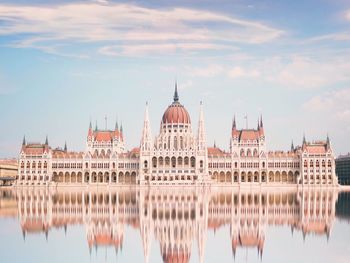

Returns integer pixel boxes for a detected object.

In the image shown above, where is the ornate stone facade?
[17,84,338,187]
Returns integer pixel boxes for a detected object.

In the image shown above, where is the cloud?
[249,55,350,89]
[0,3,283,56]
[227,66,260,79]
[306,32,350,42]
[186,64,225,77]
[303,88,350,120]
[346,10,350,20]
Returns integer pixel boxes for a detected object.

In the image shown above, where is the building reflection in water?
[1,187,341,263]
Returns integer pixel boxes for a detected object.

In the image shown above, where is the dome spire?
[173,81,179,102]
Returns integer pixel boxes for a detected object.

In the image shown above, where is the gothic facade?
[17,84,338,186]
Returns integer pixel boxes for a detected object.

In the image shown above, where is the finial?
[173,81,179,102]
[45,135,48,145]
[303,133,306,145]
[89,120,92,129]
[22,135,26,146]
[95,120,98,131]
[232,115,236,129]
[291,140,294,151]
[257,117,260,130]
[115,120,119,130]
[120,122,123,133]
[260,114,263,128]
[64,141,67,152]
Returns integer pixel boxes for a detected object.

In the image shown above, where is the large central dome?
[161,84,191,124]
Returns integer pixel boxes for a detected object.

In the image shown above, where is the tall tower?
[140,102,152,152]
[140,102,153,184]
[197,101,208,177]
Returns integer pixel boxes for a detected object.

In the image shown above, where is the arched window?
[328,160,332,167]
[247,149,252,157]
[165,157,170,166]
[184,157,189,166]
[190,157,196,168]
[144,160,148,168]
[85,162,89,169]
[240,149,245,157]
[32,162,36,169]
[304,160,308,168]
[262,162,265,168]
[43,161,47,169]
[234,162,238,168]
[152,157,157,168]
[180,136,183,149]
[200,160,203,168]
[178,157,183,166]
[171,157,176,168]
[310,160,314,168]
[159,157,164,166]
[174,137,178,150]
[38,162,42,169]
[253,149,258,157]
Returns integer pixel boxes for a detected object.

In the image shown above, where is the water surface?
[0,187,349,263]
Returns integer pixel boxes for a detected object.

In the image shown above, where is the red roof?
[208,147,226,156]
[22,144,48,155]
[162,102,191,124]
[232,128,263,141]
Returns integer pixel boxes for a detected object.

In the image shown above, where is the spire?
[140,102,152,152]
[89,120,92,129]
[115,120,119,131]
[197,101,206,152]
[326,133,330,150]
[214,140,216,148]
[260,114,263,128]
[173,81,179,102]
[303,133,306,145]
[22,135,26,146]
[45,135,48,145]
[232,115,236,130]
[291,140,294,151]
[95,120,98,131]
[257,117,260,130]
[64,141,67,152]
[120,122,123,134]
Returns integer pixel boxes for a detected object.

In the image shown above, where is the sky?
[0,0,350,157]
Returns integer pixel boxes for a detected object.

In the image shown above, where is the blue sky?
[0,0,350,157]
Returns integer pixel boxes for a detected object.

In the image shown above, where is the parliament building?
[17,84,338,187]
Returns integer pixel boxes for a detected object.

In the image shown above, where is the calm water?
[0,187,349,263]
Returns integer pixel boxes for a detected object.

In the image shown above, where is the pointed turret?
[88,121,93,138]
[22,135,26,146]
[291,140,294,151]
[232,115,236,130]
[45,135,48,145]
[115,120,119,131]
[257,117,260,130]
[326,133,331,150]
[140,102,152,152]
[120,122,123,141]
[197,101,206,152]
[173,81,179,102]
[64,141,67,152]
[95,121,98,131]
[260,114,263,128]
